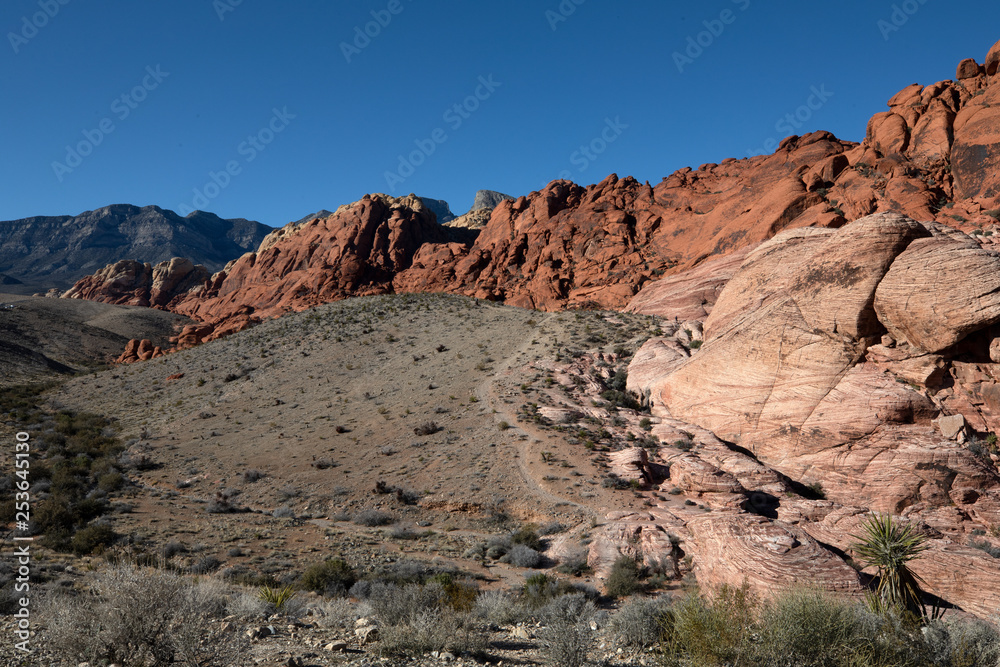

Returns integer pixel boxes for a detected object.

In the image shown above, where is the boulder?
[987,38,1000,77]
[874,235,1000,352]
[957,58,981,80]
[938,414,967,440]
[686,513,863,595]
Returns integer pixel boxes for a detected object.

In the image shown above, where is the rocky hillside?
[0,204,271,290]
[65,40,1000,353]
[621,212,1000,616]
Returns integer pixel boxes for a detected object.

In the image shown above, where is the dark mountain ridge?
[0,204,271,290]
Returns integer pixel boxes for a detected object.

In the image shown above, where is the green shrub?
[605,556,643,597]
[70,523,117,555]
[299,557,356,595]
[522,573,563,608]
[757,589,868,667]
[257,585,297,612]
[427,573,479,612]
[511,523,543,551]
[667,583,759,666]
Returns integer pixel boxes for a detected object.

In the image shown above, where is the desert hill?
[0,292,189,384]
[0,204,271,291]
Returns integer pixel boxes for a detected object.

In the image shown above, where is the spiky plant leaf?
[850,513,929,620]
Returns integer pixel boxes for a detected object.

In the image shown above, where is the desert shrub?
[511,523,544,551]
[428,572,479,612]
[313,597,361,630]
[485,534,512,560]
[353,508,395,526]
[755,588,870,667]
[539,521,567,536]
[45,564,249,666]
[97,471,124,492]
[161,540,186,559]
[668,583,759,666]
[390,524,419,540]
[602,474,631,490]
[969,538,1000,558]
[538,593,596,667]
[365,558,446,586]
[609,595,674,650]
[228,590,268,619]
[368,581,444,626]
[377,607,486,658]
[922,617,1000,667]
[556,557,592,577]
[299,557,356,596]
[272,505,295,519]
[206,490,241,514]
[189,556,222,575]
[69,522,117,555]
[522,573,566,608]
[257,584,296,612]
[605,555,643,597]
[474,589,529,627]
[505,543,544,568]
[414,421,440,436]
[242,468,265,483]
[1,395,127,554]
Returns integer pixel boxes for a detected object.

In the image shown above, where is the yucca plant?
[257,584,296,612]
[850,513,929,620]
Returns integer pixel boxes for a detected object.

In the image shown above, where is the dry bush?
[474,589,529,627]
[609,595,673,650]
[538,593,596,667]
[353,508,395,526]
[505,543,543,568]
[44,564,249,666]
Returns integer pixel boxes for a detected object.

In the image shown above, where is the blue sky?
[2,0,999,227]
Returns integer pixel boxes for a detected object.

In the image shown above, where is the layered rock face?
[623,212,1000,616]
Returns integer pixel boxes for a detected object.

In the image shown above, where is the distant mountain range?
[0,204,272,291]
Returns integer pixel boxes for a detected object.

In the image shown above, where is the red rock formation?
[63,257,210,309]
[116,339,165,363]
[65,39,1000,357]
